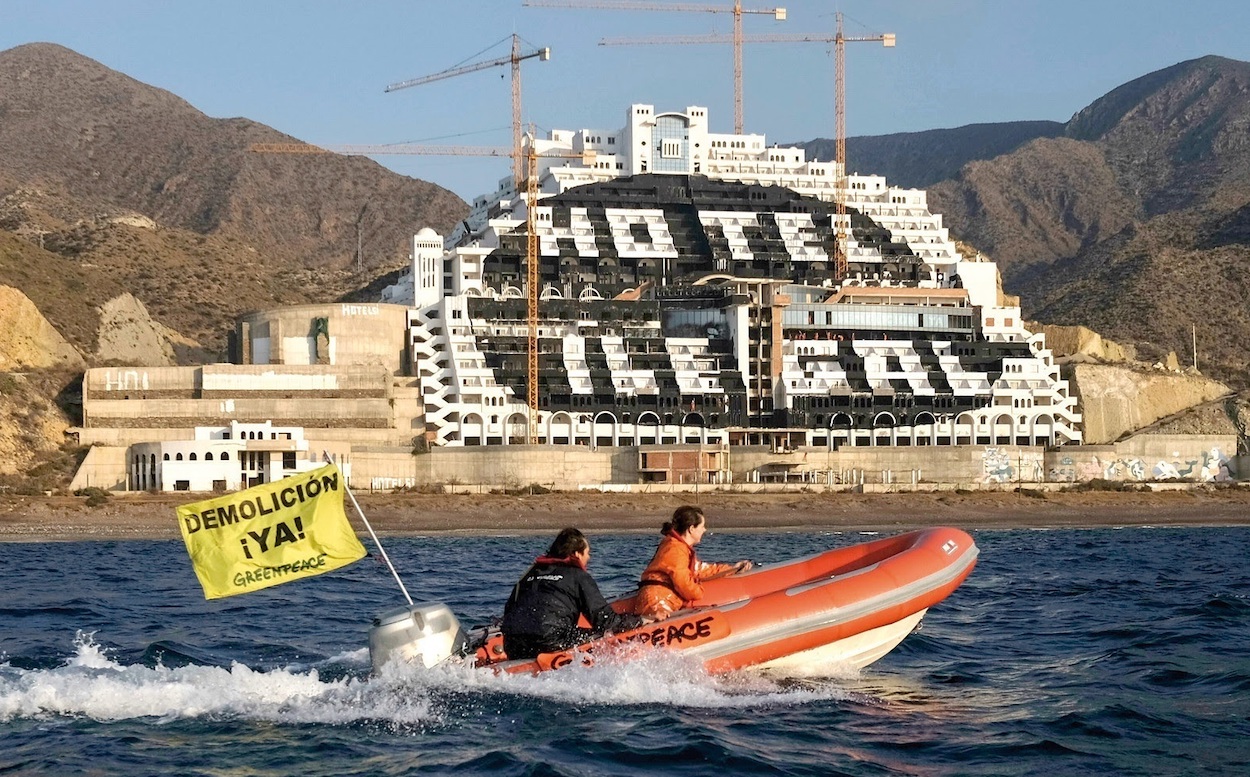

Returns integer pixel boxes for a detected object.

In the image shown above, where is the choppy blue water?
[2,525,1248,776]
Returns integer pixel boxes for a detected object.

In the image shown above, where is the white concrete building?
[128,421,351,493]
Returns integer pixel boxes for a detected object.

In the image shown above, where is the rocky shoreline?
[2,486,1249,541]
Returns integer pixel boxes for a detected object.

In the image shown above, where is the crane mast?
[835,13,848,282]
[834,12,894,282]
[526,135,540,444]
[249,143,511,157]
[384,34,550,188]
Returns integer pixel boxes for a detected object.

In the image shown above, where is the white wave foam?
[0,634,430,725]
[0,634,852,725]
[376,646,854,709]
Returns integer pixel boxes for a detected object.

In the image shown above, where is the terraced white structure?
[384,104,1081,449]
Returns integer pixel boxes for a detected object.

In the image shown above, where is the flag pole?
[325,452,413,606]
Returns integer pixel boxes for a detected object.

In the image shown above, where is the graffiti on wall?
[981,448,1045,483]
[104,370,150,391]
[980,447,1015,483]
[1048,456,1077,482]
[1049,447,1233,483]
[1149,446,1232,482]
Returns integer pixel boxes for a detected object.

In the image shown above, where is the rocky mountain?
[0,42,468,361]
[800,120,1065,190]
[817,55,1250,385]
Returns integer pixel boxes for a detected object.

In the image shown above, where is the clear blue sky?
[6,0,1250,202]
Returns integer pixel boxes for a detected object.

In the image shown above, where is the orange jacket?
[636,533,734,619]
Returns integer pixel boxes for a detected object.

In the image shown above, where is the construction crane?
[525,135,541,445]
[832,12,894,281]
[249,142,512,157]
[524,0,786,133]
[602,15,894,280]
[384,34,550,188]
[251,137,591,445]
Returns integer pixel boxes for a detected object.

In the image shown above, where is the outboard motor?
[369,601,467,674]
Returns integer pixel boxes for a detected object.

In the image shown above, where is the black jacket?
[501,556,642,658]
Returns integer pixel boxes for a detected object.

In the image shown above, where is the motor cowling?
[369,601,467,673]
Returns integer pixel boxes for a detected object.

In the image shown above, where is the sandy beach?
[2,486,1249,541]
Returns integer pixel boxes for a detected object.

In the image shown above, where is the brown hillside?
[0,229,121,356]
[0,42,469,359]
[1029,211,1250,381]
[842,56,1250,388]
[928,137,1138,280]
[1065,55,1250,215]
[800,120,1066,190]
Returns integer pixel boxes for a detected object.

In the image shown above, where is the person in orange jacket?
[635,505,752,620]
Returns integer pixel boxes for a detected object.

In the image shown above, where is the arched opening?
[682,412,706,427]
[548,411,575,445]
[911,411,937,446]
[956,412,977,445]
[636,411,660,445]
[830,413,854,429]
[593,411,618,447]
[462,413,485,446]
[506,412,529,445]
[993,413,1014,445]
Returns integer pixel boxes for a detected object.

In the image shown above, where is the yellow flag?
[175,464,366,599]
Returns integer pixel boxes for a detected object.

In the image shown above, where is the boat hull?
[474,527,977,675]
[756,609,926,673]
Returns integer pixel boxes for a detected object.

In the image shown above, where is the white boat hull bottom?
[755,609,928,675]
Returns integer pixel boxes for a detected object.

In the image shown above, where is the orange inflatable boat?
[368,527,977,675]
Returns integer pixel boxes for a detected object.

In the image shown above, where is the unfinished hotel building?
[381,103,1081,451]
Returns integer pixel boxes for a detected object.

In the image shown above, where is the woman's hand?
[733,560,753,574]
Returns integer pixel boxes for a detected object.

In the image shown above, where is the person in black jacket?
[501,527,643,660]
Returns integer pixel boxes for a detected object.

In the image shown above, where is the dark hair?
[547,527,588,558]
[661,505,705,536]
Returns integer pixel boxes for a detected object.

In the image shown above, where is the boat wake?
[0,633,859,726]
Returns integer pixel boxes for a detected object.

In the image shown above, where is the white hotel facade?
[379,103,1081,451]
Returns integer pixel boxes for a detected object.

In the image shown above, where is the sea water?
[1,526,1248,776]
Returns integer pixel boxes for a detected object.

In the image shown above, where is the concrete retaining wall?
[85,398,394,428]
[69,446,128,491]
[1045,434,1238,482]
[84,364,392,401]
[80,436,1241,494]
